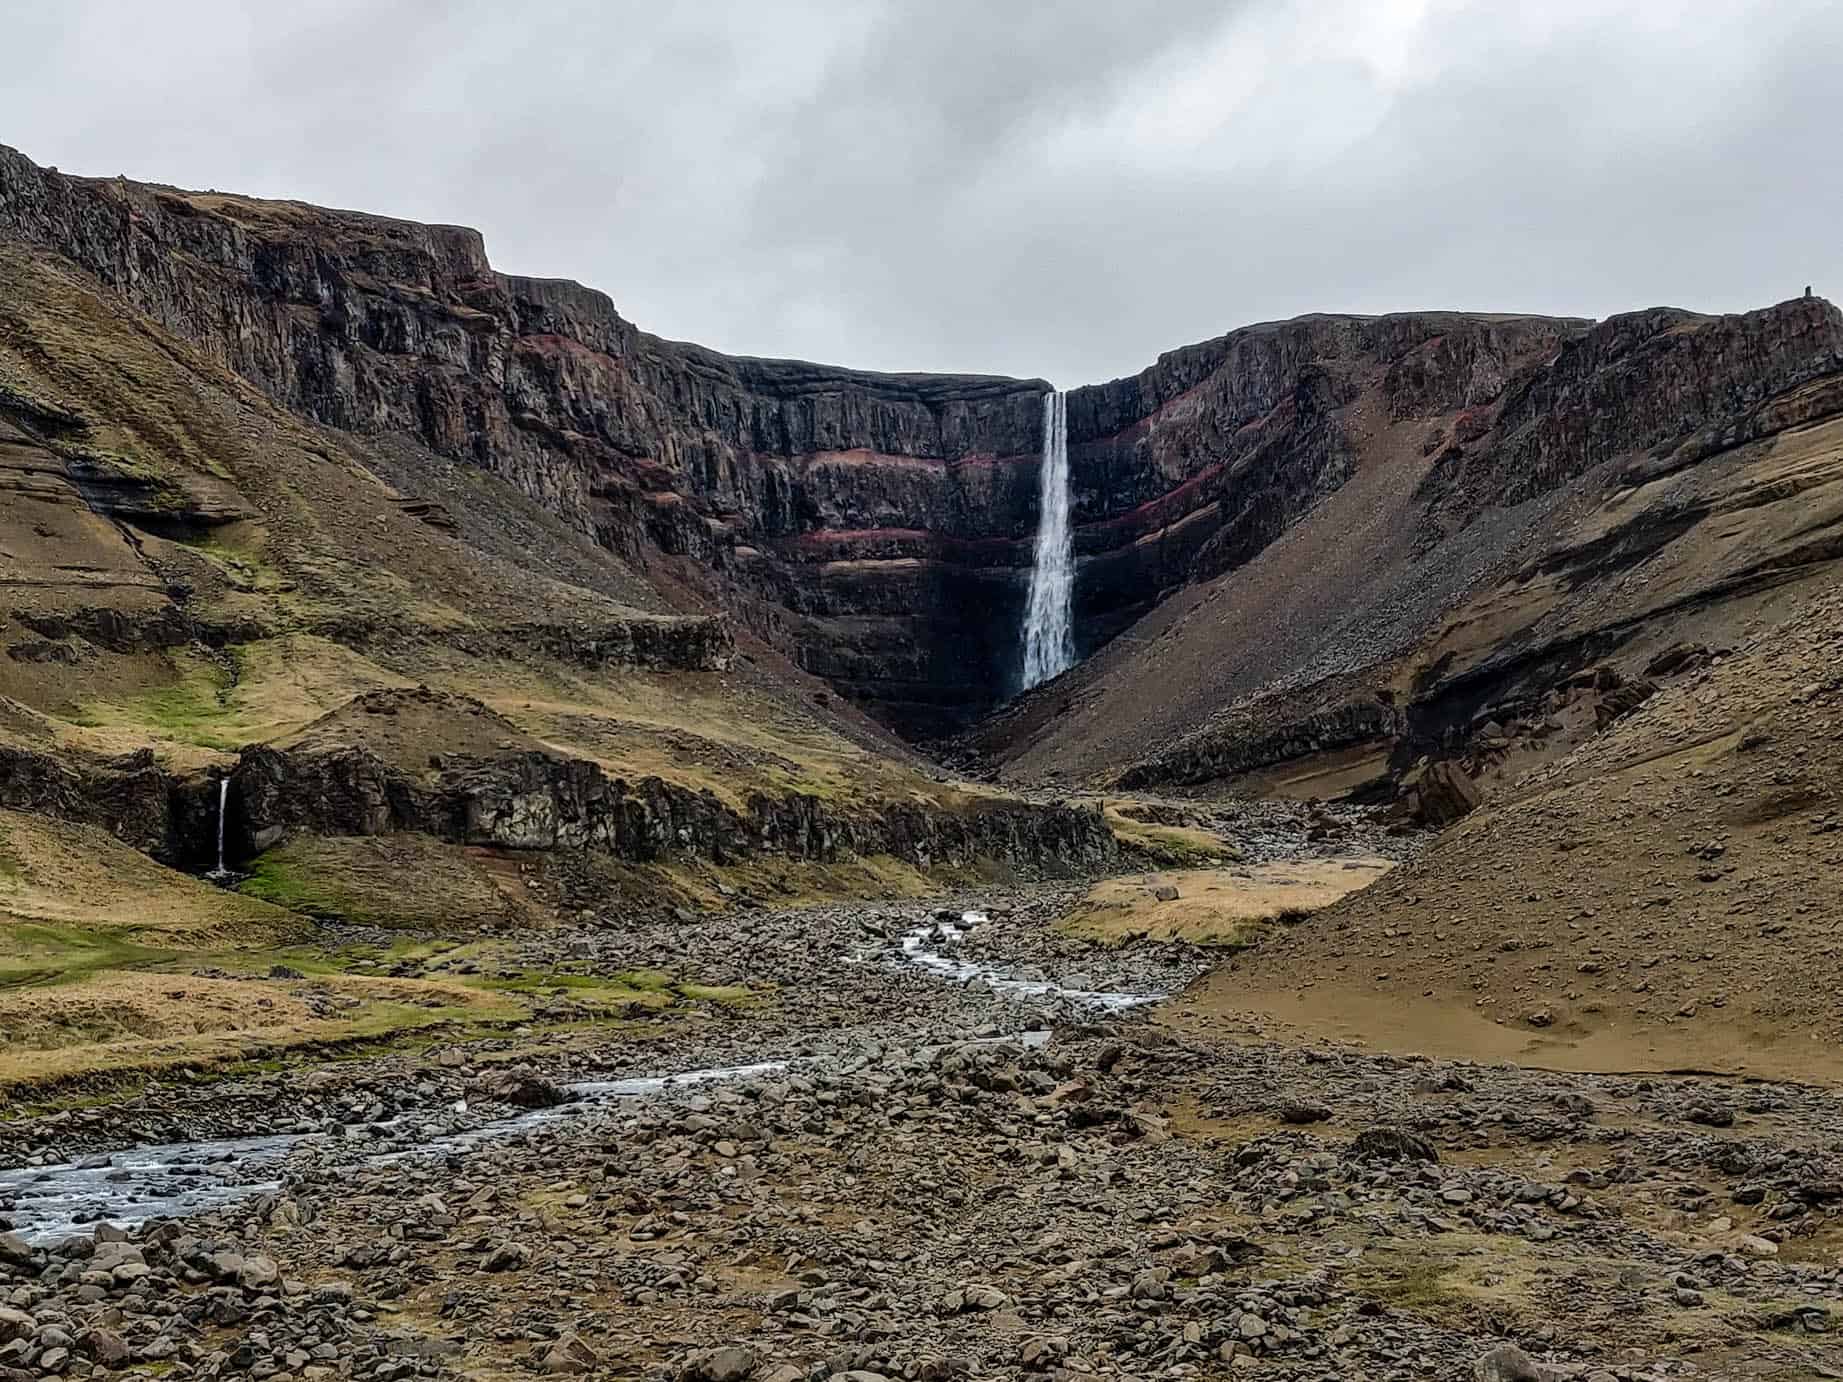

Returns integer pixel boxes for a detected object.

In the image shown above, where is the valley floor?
[2,878,1841,1382]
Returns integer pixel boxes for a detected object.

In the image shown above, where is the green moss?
[78,650,241,750]
[236,852,353,920]
[0,923,175,989]
[618,968,676,992]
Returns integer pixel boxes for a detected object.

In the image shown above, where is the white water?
[1021,389,1075,688]
[0,1063,789,1242]
[896,911,1161,1013]
[0,908,1159,1242]
[207,777,230,879]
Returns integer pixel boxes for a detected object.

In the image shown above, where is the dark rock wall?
[4,740,1115,878]
[227,745,1115,874]
[1422,298,1843,513]
[6,144,1842,741]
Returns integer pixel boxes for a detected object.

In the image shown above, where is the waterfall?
[1021,389,1075,689]
[209,777,229,878]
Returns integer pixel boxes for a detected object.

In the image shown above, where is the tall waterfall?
[208,777,230,878]
[1021,389,1075,689]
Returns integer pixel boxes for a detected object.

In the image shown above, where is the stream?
[0,913,1165,1242]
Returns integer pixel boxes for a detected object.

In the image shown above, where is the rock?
[1152,885,1179,902]
[1404,760,1482,828]
[1278,1101,1331,1124]
[1348,1126,1440,1163]
[469,1065,570,1110]
[235,1254,280,1291]
[944,1283,1012,1313]
[0,1233,31,1267]
[79,1330,131,1370]
[541,1334,600,1375]
[481,1242,530,1272]
[1019,1336,1068,1370]
[684,1346,759,1382]
[1474,1344,1544,1381]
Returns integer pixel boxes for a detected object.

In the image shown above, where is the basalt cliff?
[4,141,1842,795]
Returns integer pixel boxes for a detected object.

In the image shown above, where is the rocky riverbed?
[3,888,1842,1381]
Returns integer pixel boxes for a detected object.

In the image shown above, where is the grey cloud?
[2,0,1838,385]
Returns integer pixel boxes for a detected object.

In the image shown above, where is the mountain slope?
[966,297,1843,805]
[0,223,1113,899]
[1177,567,1843,1081]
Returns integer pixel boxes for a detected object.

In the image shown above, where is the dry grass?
[1100,803,1237,866]
[1061,858,1394,946]
[0,970,518,1087]
[0,809,297,946]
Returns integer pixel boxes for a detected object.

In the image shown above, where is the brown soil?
[1175,573,1843,1082]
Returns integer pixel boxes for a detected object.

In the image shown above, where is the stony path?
[2,889,1842,1381]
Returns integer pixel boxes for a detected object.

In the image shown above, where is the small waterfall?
[207,777,230,879]
[1021,389,1075,689]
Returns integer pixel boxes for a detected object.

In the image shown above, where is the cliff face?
[970,295,1843,794]
[1060,312,1585,651]
[6,143,1841,750]
[0,146,1586,736]
[0,146,1051,734]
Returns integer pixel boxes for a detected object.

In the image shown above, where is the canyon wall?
[6,143,1841,748]
[0,146,1581,735]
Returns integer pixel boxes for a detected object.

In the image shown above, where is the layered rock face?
[0,736,1117,878]
[1061,312,1585,652]
[0,146,1049,734]
[224,745,1116,874]
[975,296,1843,796]
[0,147,1582,736]
[7,143,1841,751]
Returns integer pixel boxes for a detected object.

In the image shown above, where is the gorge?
[4,131,1843,1382]
[3,141,1842,808]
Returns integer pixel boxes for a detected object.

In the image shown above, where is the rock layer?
[6,144,1842,757]
[0,148,1585,736]
[0,739,1116,878]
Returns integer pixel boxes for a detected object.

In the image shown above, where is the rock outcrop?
[224,744,1115,875]
[0,147,1597,736]
[0,737,1116,878]
[5,142,1842,769]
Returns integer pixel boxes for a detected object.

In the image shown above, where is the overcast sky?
[4,0,1838,384]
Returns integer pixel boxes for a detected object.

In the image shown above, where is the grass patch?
[237,851,347,918]
[1339,1235,1542,1329]
[1103,805,1238,867]
[0,922,175,990]
[73,648,240,750]
[235,836,515,929]
[1059,859,1394,947]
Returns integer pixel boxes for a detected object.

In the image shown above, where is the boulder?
[1474,1343,1545,1381]
[1348,1126,1440,1163]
